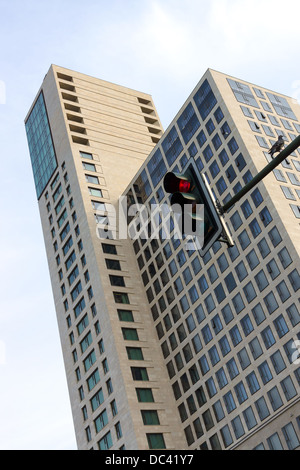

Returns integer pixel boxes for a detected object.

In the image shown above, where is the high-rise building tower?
[25,65,300,451]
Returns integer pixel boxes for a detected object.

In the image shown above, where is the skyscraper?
[25,65,300,451]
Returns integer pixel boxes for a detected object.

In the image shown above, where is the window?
[196,130,207,148]
[199,355,210,375]
[228,137,239,155]
[203,409,214,431]
[136,388,154,403]
[95,409,108,433]
[141,410,160,425]
[258,361,273,384]
[234,381,248,404]
[122,328,139,341]
[177,102,200,144]
[83,162,96,172]
[216,176,227,195]
[226,358,239,379]
[235,261,248,282]
[203,144,213,163]
[71,281,82,302]
[83,350,96,372]
[281,376,297,401]
[249,218,261,238]
[231,416,245,440]
[276,280,291,302]
[109,275,125,287]
[255,397,270,421]
[243,282,257,303]
[114,292,129,304]
[80,151,93,160]
[212,400,225,422]
[223,391,236,413]
[68,265,79,286]
[238,230,251,250]
[259,207,273,226]
[98,431,113,450]
[273,314,289,338]
[80,331,92,353]
[214,106,224,123]
[118,309,134,322]
[198,274,209,293]
[240,314,254,336]
[131,367,148,381]
[208,345,220,366]
[219,148,229,166]
[219,336,231,357]
[269,226,282,247]
[224,273,237,293]
[268,386,283,411]
[229,325,242,346]
[221,304,234,325]
[217,253,229,273]
[105,259,121,270]
[85,174,99,184]
[288,269,300,292]
[115,422,123,440]
[282,423,300,450]
[216,367,228,389]
[270,350,286,375]
[255,269,269,292]
[287,304,300,327]
[246,371,260,395]
[146,434,166,450]
[202,325,213,345]
[126,347,143,360]
[221,121,231,138]
[220,425,233,448]
[25,92,58,198]
[193,79,217,120]
[232,293,245,314]
[88,187,103,198]
[243,406,257,430]
[267,433,283,450]
[161,128,182,166]
[261,326,276,349]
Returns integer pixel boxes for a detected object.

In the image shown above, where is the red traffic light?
[163,172,191,194]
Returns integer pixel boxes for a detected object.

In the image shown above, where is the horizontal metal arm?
[220,135,300,214]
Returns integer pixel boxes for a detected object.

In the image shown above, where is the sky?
[0,0,299,450]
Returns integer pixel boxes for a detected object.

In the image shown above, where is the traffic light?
[163,160,232,256]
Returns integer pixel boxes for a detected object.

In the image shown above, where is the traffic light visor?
[163,172,191,194]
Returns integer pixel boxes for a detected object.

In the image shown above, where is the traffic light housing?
[163,160,232,256]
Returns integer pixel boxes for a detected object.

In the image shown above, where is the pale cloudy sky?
[0,0,299,450]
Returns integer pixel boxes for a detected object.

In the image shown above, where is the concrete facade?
[25,65,300,450]
[25,65,185,450]
[123,69,300,450]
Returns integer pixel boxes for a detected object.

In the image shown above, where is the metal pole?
[220,135,300,214]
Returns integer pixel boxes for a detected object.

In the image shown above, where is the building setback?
[25,65,300,450]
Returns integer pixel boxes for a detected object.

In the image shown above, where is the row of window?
[254,417,300,450]
[127,80,300,449]
[242,101,300,219]
[102,241,166,449]
[78,149,167,449]
[228,78,298,122]
[46,152,122,450]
